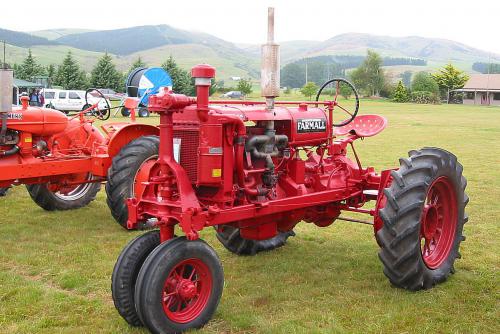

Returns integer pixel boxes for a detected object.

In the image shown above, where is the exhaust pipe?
[0,61,13,144]
[261,7,280,111]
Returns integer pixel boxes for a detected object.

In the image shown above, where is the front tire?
[106,136,159,229]
[112,230,161,327]
[376,147,468,290]
[215,225,295,256]
[135,238,223,334]
[26,177,101,211]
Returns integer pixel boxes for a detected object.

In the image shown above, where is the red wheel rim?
[162,258,212,324]
[133,158,156,197]
[420,176,458,269]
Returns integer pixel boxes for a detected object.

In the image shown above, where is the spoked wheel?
[112,230,161,327]
[215,225,295,256]
[135,237,223,333]
[106,135,159,229]
[85,88,111,120]
[420,177,458,269]
[26,174,101,210]
[315,78,359,127]
[376,147,468,290]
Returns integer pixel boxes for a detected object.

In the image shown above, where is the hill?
[0,28,56,47]
[3,26,500,82]
[54,25,241,56]
[30,29,95,40]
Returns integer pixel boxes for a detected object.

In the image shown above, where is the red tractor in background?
[110,8,468,334]
[0,79,162,228]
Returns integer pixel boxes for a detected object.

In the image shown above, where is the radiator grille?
[173,127,199,183]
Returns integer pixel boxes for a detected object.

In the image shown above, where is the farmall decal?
[297,118,326,133]
[7,113,22,120]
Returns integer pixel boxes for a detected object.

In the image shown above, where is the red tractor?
[110,8,468,334]
[0,81,162,229]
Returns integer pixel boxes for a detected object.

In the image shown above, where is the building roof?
[13,78,43,88]
[463,74,500,91]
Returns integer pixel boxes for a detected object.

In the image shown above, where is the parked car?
[220,91,243,99]
[97,88,125,101]
[40,88,61,108]
[49,90,109,113]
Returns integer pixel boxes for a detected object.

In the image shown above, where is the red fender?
[104,123,160,159]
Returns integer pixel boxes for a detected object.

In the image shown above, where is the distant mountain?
[54,25,240,56]
[30,29,95,40]
[0,28,57,47]
[2,26,500,81]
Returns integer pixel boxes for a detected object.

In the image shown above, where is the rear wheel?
[106,136,159,229]
[121,107,131,117]
[135,237,223,333]
[112,230,161,327]
[376,147,468,290]
[26,175,101,210]
[138,107,150,118]
[215,225,295,256]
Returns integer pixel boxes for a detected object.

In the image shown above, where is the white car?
[49,90,109,113]
[40,88,61,107]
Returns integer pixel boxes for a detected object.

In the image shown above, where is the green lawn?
[0,100,499,333]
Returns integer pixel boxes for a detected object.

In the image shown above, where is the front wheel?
[112,230,161,327]
[376,147,468,290]
[134,237,224,333]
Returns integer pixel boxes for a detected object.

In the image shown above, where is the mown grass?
[0,100,499,333]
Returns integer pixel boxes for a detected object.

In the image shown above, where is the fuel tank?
[6,106,68,136]
[175,104,329,147]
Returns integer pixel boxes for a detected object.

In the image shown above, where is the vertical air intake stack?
[0,46,13,144]
[261,7,280,111]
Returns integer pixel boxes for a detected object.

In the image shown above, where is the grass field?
[0,100,499,333]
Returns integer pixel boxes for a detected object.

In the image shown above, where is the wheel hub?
[162,258,212,324]
[420,176,458,269]
[422,204,439,240]
[177,279,197,300]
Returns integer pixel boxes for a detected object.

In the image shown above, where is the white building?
[459,74,500,106]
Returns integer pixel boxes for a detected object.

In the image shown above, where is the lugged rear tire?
[105,136,159,229]
[376,147,468,290]
[26,178,100,211]
[215,225,295,256]
[112,230,161,327]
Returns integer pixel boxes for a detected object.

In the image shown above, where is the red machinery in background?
[0,84,160,227]
[110,8,468,334]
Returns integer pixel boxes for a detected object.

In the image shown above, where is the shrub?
[410,91,440,104]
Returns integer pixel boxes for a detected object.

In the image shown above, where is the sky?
[1,0,500,54]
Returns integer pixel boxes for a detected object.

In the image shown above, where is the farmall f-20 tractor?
[110,8,468,334]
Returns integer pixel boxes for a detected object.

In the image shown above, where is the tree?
[392,81,410,103]
[45,64,57,84]
[300,82,319,100]
[17,49,44,80]
[161,56,193,95]
[53,51,88,90]
[400,71,412,88]
[411,71,439,94]
[236,78,253,97]
[432,64,469,101]
[349,50,385,96]
[90,53,122,91]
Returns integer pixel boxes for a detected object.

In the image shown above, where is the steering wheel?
[84,88,111,120]
[315,78,359,127]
